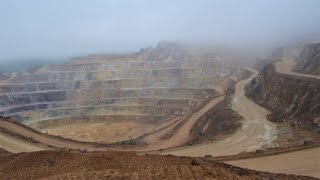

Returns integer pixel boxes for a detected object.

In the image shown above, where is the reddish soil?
[0,150,316,180]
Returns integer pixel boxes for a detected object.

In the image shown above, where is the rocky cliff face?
[296,43,320,75]
[246,64,320,131]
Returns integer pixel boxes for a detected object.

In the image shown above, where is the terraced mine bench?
[0,43,235,144]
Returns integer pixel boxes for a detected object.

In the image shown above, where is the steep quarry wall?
[295,43,320,75]
[0,42,234,135]
[246,64,320,131]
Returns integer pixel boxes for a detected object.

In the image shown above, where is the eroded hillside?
[246,63,320,147]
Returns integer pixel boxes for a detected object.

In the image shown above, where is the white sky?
[0,0,320,60]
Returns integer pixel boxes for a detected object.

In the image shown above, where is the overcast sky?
[0,0,320,61]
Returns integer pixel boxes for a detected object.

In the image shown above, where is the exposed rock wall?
[0,42,234,126]
[246,64,320,130]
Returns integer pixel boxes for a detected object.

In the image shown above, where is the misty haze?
[0,1,319,179]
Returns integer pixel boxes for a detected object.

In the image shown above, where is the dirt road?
[0,94,224,153]
[274,60,320,79]
[0,120,97,151]
[222,62,320,178]
[160,68,278,157]
[138,95,225,151]
[227,147,320,178]
[0,132,50,153]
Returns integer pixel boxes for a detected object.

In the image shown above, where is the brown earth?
[0,124,52,153]
[42,121,155,144]
[227,146,320,178]
[0,150,316,180]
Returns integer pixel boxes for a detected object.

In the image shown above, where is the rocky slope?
[295,43,320,75]
[245,64,320,142]
[0,150,316,180]
[188,68,253,144]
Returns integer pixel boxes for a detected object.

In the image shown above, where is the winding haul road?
[227,60,320,178]
[0,61,319,178]
[0,66,286,156]
[139,95,225,151]
[161,68,278,157]
[160,63,320,178]
[274,59,320,79]
[0,132,50,153]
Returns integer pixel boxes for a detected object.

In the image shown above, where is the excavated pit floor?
[41,121,155,143]
[0,58,232,144]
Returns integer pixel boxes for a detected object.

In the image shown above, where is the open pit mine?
[0,42,234,144]
[0,42,319,179]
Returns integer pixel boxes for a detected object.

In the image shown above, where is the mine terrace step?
[36,60,227,72]
[0,87,219,96]
[4,104,187,118]
[0,97,200,112]
[0,77,228,92]
[9,68,228,83]
[0,89,216,107]
[27,114,170,129]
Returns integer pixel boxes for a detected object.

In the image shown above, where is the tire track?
[160,68,278,157]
